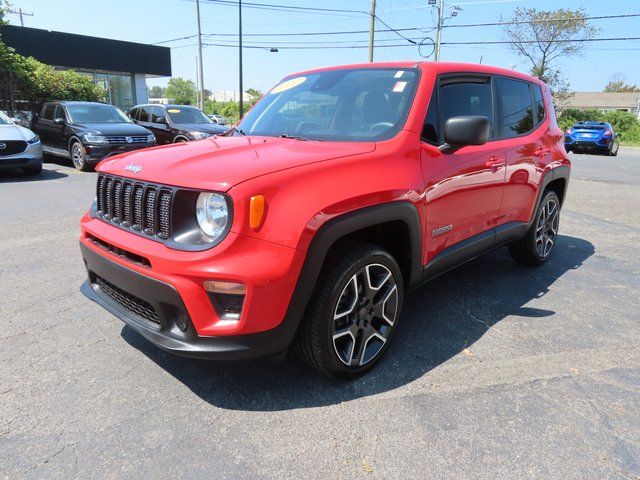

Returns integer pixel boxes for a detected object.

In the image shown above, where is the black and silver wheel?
[70,141,92,172]
[296,244,404,379]
[509,190,561,266]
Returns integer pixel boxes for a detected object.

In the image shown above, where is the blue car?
[564,121,620,156]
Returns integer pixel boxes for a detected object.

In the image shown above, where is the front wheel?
[509,191,561,266]
[70,141,93,172]
[295,244,404,379]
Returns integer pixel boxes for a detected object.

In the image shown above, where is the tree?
[245,88,262,100]
[501,8,600,98]
[148,85,165,98]
[603,74,640,93]
[164,78,197,105]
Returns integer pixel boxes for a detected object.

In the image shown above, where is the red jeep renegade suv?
[80,62,570,378]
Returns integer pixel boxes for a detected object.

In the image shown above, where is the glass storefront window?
[108,74,134,110]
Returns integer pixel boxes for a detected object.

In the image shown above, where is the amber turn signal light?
[249,195,265,229]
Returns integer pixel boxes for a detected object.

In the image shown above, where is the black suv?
[128,104,226,144]
[32,101,156,171]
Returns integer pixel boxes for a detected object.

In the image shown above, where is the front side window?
[150,107,166,124]
[53,105,67,122]
[66,104,131,124]
[165,106,212,124]
[440,80,494,138]
[236,68,419,142]
[497,77,534,138]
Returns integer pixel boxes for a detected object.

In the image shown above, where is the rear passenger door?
[420,75,507,263]
[497,77,547,225]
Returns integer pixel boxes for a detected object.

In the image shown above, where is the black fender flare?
[531,165,570,224]
[270,201,423,352]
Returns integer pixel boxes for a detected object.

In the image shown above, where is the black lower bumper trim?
[80,242,292,360]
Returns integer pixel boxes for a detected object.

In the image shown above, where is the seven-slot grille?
[96,174,173,241]
[107,135,148,144]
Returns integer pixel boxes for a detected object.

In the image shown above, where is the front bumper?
[79,215,306,360]
[0,142,43,171]
[84,142,155,163]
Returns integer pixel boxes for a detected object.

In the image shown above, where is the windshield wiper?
[279,133,309,141]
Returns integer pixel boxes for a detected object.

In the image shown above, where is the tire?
[295,243,404,379]
[22,164,42,176]
[70,141,93,172]
[509,190,561,266]
[609,144,619,156]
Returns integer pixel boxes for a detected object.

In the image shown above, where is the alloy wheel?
[71,144,84,169]
[535,197,559,258]
[332,263,398,367]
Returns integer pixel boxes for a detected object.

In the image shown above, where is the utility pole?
[195,55,201,107]
[368,0,376,62]
[434,0,444,61]
[8,8,34,27]
[195,0,205,110]
[239,0,244,119]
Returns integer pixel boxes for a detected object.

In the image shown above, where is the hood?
[175,123,227,134]
[73,122,151,136]
[0,124,37,141]
[98,135,376,191]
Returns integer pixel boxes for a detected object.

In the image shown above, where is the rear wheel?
[609,143,619,156]
[509,191,561,266]
[295,244,404,379]
[70,141,93,172]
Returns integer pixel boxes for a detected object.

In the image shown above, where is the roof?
[0,25,171,77]
[565,92,640,109]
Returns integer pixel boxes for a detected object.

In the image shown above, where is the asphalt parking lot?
[1,148,639,479]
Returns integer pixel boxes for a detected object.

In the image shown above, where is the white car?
[0,111,43,176]
[208,114,228,126]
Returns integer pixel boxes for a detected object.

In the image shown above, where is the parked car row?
[1,101,231,175]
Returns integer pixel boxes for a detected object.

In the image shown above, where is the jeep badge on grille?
[124,163,142,174]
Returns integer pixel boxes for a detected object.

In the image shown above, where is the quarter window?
[497,77,534,138]
[440,80,493,138]
[533,84,546,125]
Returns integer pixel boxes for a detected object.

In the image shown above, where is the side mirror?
[440,115,490,153]
[53,117,66,125]
[155,117,167,124]
[10,117,21,124]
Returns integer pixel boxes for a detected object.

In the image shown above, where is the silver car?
[0,111,43,176]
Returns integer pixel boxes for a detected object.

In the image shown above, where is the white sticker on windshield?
[392,81,407,93]
[394,70,405,78]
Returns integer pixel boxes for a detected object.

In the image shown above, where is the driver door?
[420,76,507,264]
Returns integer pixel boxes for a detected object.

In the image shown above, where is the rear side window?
[138,106,150,122]
[533,84,545,125]
[440,81,493,138]
[42,104,55,121]
[496,77,534,138]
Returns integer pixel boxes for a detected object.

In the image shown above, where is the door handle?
[534,147,550,157]
[485,157,505,169]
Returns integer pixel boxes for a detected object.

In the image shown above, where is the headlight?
[26,134,40,144]
[196,192,229,239]
[190,131,212,140]
[84,134,109,144]
[147,134,156,143]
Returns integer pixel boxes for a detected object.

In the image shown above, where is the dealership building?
[0,25,171,110]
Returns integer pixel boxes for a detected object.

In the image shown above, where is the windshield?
[235,68,419,142]
[167,107,212,124]
[0,111,13,125]
[66,104,131,124]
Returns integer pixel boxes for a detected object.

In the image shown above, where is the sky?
[5,0,640,94]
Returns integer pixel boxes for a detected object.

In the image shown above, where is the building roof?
[565,92,640,109]
[0,25,171,77]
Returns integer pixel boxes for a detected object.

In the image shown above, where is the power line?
[444,13,640,28]
[199,0,365,16]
